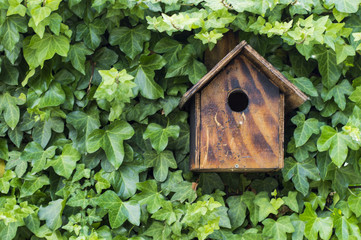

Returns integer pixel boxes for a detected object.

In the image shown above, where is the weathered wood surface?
[198,55,282,171]
[242,45,308,111]
[189,93,201,170]
[204,31,240,70]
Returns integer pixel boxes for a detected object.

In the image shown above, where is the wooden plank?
[199,55,281,171]
[204,31,240,70]
[242,45,308,110]
[189,94,201,170]
[279,93,285,169]
[179,41,247,109]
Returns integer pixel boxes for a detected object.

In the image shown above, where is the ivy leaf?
[109,25,151,59]
[199,173,225,194]
[283,158,320,196]
[335,44,355,64]
[322,80,353,110]
[226,196,247,229]
[154,37,182,66]
[67,110,100,154]
[131,54,166,100]
[289,77,318,97]
[67,43,93,75]
[96,190,140,228]
[0,16,27,52]
[317,126,359,167]
[20,174,50,198]
[262,216,295,240]
[0,92,25,130]
[152,201,182,225]
[67,190,88,209]
[76,19,106,50]
[111,161,147,200]
[131,180,165,214]
[348,192,361,217]
[349,86,361,107]
[30,6,52,26]
[143,150,177,182]
[38,199,65,231]
[143,123,180,153]
[143,221,172,240]
[314,45,342,89]
[291,112,320,147]
[325,0,361,13]
[0,58,19,86]
[254,192,278,222]
[333,210,361,240]
[38,82,66,108]
[24,33,70,69]
[282,191,299,212]
[0,222,18,240]
[87,120,134,170]
[299,203,333,240]
[171,181,197,203]
[45,144,81,179]
[32,117,64,148]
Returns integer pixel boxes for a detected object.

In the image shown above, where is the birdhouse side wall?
[197,55,283,171]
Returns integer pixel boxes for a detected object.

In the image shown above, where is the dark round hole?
[227,89,249,112]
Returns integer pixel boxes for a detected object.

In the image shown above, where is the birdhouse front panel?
[195,55,284,171]
[181,40,308,172]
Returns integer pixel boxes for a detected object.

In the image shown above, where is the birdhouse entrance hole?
[227,89,249,112]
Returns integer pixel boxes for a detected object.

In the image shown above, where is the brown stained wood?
[199,55,281,171]
[279,93,285,169]
[204,31,240,70]
[179,41,247,109]
[242,45,308,110]
[189,93,201,170]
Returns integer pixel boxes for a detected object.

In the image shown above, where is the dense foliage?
[2,0,361,239]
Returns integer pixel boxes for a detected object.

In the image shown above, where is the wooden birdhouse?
[179,40,308,172]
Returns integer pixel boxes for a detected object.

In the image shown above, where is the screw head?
[235,164,239,168]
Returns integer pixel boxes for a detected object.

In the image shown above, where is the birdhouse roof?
[179,41,308,110]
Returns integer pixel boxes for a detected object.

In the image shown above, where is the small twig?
[87,62,96,94]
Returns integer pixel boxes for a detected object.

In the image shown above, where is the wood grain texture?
[242,45,308,111]
[189,93,201,170]
[199,55,281,171]
[279,93,285,169]
[204,31,240,70]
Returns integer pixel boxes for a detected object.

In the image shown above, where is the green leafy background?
[2,0,361,239]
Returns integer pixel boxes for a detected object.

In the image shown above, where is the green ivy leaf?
[24,33,70,69]
[0,16,27,52]
[38,199,65,231]
[322,79,353,110]
[87,120,134,170]
[38,82,66,108]
[317,126,359,167]
[109,25,151,59]
[67,43,93,75]
[45,144,81,179]
[314,45,342,89]
[299,203,333,240]
[283,158,320,196]
[226,196,247,229]
[143,123,180,153]
[348,193,361,217]
[262,216,295,240]
[325,0,361,13]
[96,190,140,228]
[143,150,177,182]
[291,112,320,147]
[0,92,26,130]
[333,209,361,240]
[131,180,165,214]
[76,19,106,50]
[20,174,50,198]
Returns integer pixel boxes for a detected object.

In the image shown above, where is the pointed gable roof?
[179,41,308,111]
